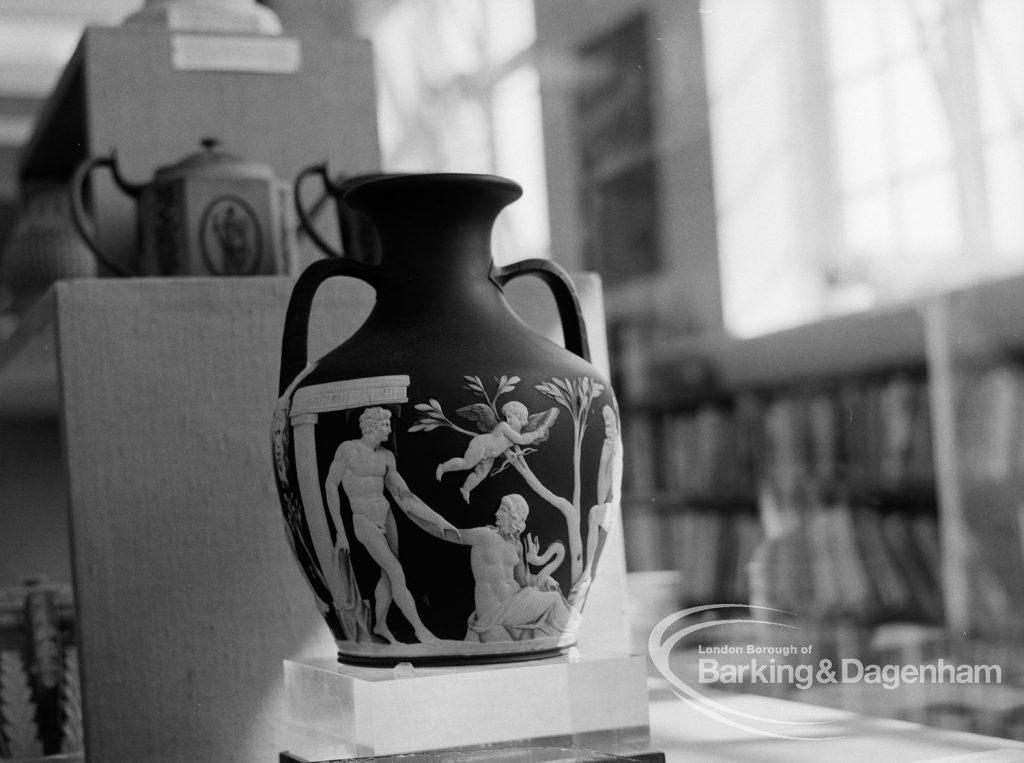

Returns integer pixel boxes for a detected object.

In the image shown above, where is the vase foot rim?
[335,636,577,667]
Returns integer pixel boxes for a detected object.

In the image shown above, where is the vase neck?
[344,173,522,283]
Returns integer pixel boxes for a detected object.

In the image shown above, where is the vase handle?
[70,152,144,277]
[279,258,398,393]
[494,259,591,362]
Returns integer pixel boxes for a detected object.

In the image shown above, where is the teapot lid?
[154,138,275,182]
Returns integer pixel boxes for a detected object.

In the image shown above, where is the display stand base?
[282,650,650,761]
[279,746,665,762]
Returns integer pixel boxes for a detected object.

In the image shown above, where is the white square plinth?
[282,651,649,760]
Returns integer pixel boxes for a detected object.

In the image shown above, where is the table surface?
[647,678,1024,762]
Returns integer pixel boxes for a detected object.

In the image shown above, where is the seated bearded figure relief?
[444,494,577,642]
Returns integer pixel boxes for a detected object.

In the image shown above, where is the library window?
[704,0,1024,338]
[359,0,550,266]
[573,12,660,285]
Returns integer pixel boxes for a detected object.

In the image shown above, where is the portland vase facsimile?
[271,173,622,665]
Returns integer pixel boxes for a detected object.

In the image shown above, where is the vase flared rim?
[343,172,523,210]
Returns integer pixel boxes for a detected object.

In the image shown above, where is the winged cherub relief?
[435,399,558,502]
[411,374,610,590]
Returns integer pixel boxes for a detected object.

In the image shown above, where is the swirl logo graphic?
[648,603,845,741]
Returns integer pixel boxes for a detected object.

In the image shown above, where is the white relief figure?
[446,494,576,642]
[324,407,461,644]
[274,363,376,640]
[411,374,607,597]
[435,400,556,502]
[580,405,623,588]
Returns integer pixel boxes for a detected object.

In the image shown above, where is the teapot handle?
[70,152,145,277]
[294,163,345,259]
[279,257,400,394]
[493,259,591,362]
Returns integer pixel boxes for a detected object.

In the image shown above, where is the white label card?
[171,35,302,74]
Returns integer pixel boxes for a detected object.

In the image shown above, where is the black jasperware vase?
[271,173,622,665]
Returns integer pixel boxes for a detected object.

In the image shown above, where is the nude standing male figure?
[324,406,460,644]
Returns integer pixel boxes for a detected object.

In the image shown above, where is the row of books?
[622,498,761,605]
[622,371,935,502]
[622,360,1024,505]
[622,499,943,625]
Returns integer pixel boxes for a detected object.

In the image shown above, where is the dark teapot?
[71,138,297,277]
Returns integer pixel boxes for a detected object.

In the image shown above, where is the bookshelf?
[618,271,1024,642]
[615,273,1024,738]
